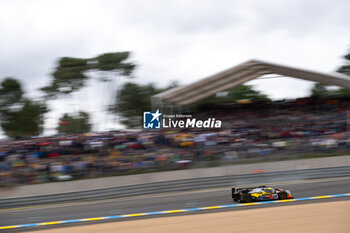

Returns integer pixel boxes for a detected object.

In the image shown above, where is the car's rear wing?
[231,188,237,199]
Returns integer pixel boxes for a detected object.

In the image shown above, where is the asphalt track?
[1,177,350,231]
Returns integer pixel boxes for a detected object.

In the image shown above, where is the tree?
[337,50,350,76]
[333,88,350,96]
[310,83,350,98]
[95,52,135,77]
[0,78,47,138]
[41,52,136,131]
[334,49,350,96]
[41,52,136,98]
[226,85,270,102]
[40,57,89,98]
[110,82,179,128]
[197,84,270,105]
[0,77,23,110]
[111,82,159,128]
[1,100,47,138]
[57,111,91,134]
[310,83,331,98]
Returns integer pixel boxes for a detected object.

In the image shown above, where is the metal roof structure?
[152,59,350,107]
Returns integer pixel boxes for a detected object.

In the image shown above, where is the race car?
[231,186,293,203]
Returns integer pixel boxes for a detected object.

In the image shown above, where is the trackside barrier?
[1,166,350,209]
[3,155,350,199]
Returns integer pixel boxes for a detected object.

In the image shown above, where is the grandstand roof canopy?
[152,59,350,106]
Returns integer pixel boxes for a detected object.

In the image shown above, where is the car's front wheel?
[278,191,288,200]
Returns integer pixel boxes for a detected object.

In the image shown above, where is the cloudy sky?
[0,0,349,135]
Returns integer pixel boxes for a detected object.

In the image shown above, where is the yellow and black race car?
[231,186,293,203]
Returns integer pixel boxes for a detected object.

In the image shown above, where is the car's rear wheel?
[244,194,253,203]
[278,191,287,200]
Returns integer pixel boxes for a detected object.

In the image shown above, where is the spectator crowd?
[1,97,350,186]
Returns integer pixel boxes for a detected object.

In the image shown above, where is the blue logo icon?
[143,109,162,129]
